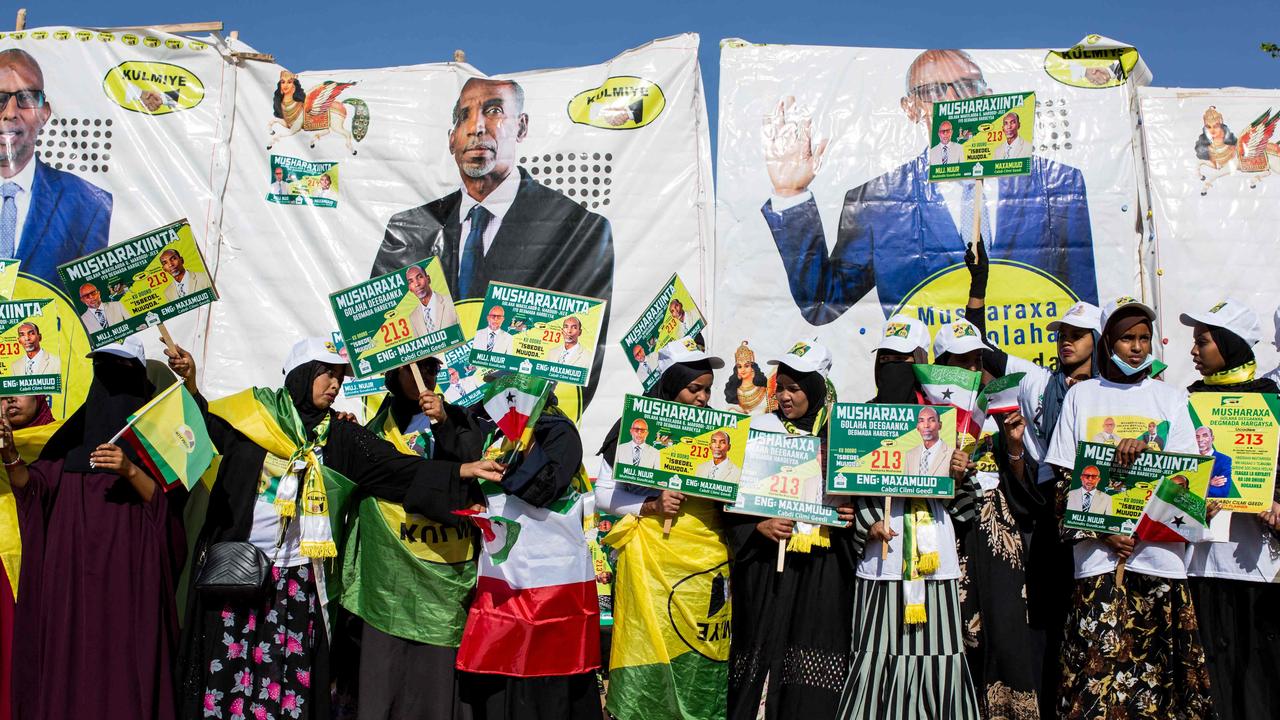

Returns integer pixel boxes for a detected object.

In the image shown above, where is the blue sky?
[30,0,1280,146]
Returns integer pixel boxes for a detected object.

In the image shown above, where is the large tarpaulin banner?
[714,36,1152,401]
[0,28,234,419]
[1139,87,1280,383]
[206,33,712,447]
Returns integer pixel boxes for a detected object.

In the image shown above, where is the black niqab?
[41,355,155,473]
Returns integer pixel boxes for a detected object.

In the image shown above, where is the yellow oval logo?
[567,76,665,130]
[668,561,731,661]
[102,61,204,115]
[1043,45,1140,89]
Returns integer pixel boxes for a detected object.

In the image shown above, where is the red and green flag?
[115,383,215,491]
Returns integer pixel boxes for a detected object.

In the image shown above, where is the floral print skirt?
[195,565,320,720]
[1059,571,1216,720]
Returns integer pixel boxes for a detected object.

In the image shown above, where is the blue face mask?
[1110,352,1154,377]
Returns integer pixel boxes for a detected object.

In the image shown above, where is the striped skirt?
[836,578,981,720]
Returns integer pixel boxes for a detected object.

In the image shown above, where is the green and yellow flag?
[117,382,215,491]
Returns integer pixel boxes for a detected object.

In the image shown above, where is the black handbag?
[194,541,272,598]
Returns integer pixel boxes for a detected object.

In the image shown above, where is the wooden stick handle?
[662,516,673,537]
[408,362,428,394]
[972,178,984,245]
[14,9,26,31]
[776,538,786,572]
[881,496,892,561]
[1115,559,1126,587]
[157,322,177,355]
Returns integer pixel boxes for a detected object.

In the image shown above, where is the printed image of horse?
[267,70,370,156]
[1195,105,1279,196]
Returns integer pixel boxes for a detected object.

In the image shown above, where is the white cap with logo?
[1100,295,1157,333]
[656,337,725,374]
[768,339,833,378]
[283,336,350,375]
[87,336,146,364]
[875,314,931,355]
[1179,298,1263,346]
[932,318,986,358]
[1047,301,1102,333]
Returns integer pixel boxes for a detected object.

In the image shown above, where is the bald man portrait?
[372,77,613,402]
[0,49,112,287]
[761,48,1096,324]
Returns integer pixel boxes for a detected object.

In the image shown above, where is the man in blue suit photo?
[0,49,112,289]
[760,49,1097,326]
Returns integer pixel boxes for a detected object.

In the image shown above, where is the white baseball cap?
[932,317,986,358]
[768,339,833,378]
[1179,298,1263,346]
[1100,295,1157,333]
[875,314,931,355]
[656,337,725,374]
[87,336,146,364]
[283,336,350,375]
[1048,301,1102,333]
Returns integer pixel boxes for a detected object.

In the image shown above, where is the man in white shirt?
[904,406,952,476]
[995,112,1030,160]
[442,366,479,403]
[160,249,212,302]
[405,264,459,338]
[927,120,964,165]
[668,298,696,337]
[9,321,59,376]
[1065,464,1113,515]
[1090,416,1120,444]
[619,418,661,469]
[312,173,336,201]
[472,305,513,355]
[554,316,587,367]
[632,345,655,385]
[694,431,741,483]
[78,283,127,332]
[268,166,290,196]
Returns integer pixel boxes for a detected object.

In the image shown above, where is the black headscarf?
[1187,325,1274,393]
[773,363,827,433]
[1036,328,1101,445]
[872,354,919,404]
[41,354,155,472]
[1100,309,1152,385]
[598,360,716,458]
[284,360,335,437]
[381,359,441,430]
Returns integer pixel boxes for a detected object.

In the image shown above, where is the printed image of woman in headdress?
[724,341,770,415]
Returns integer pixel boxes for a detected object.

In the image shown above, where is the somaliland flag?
[117,383,216,491]
[481,374,550,447]
[913,364,983,443]
[977,372,1026,416]
[1135,475,1209,543]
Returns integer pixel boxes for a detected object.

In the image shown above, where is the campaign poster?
[327,332,387,399]
[727,429,841,526]
[0,298,64,396]
[266,155,339,208]
[469,282,606,387]
[619,273,706,391]
[56,219,217,348]
[436,342,486,407]
[827,403,958,498]
[1187,393,1280,513]
[330,257,464,380]
[928,91,1035,182]
[0,261,21,301]
[612,394,749,502]
[1063,441,1213,534]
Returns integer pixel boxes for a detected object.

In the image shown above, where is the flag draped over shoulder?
[0,420,63,598]
[118,382,216,491]
[603,500,730,720]
[1135,475,1209,543]
[913,364,983,446]
[455,459,600,676]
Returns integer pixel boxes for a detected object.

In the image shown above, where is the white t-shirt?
[1003,355,1054,484]
[595,458,651,517]
[1045,376,1197,579]
[1185,512,1280,583]
[857,497,961,581]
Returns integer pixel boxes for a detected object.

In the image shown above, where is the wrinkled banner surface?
[1139,87,1280,384]
[714,36,1152,402]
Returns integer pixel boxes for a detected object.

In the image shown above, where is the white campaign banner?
[1140,88,1280,383]
[0,28,234,418]
[714,36,1151,404]
[207,33,712,448]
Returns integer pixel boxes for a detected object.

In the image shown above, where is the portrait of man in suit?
[372,77,614,401]
[995,112,1030,160]
[927,120,963,165]
[553,315,587,367]
[160,249,211,302]
[405,264,458,338]
[619,418,660,469]
[1066,464,1113,515]
[0,49,112,288]
[9,321,59,376]
[472,304,513,355]
[694,430,741,483]
[761,48,1096,324]
[903,406,953,476]
[77,283,126,332]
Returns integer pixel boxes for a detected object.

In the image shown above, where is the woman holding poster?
[1043,298,1214,719]
[596,341,731,720]
[839,317,981,720]
[1180,299,1280,720]
[725,340,858,720]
